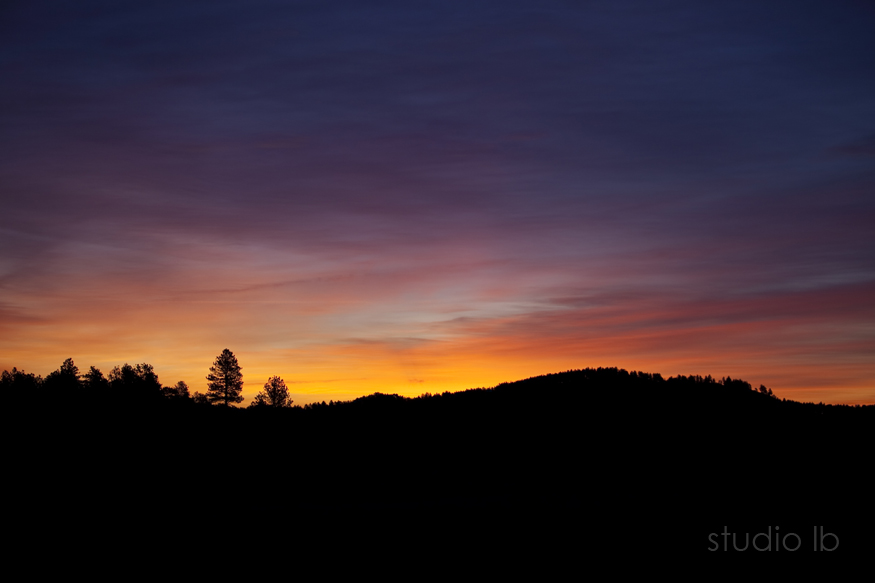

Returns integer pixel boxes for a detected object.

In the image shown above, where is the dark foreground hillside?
[8,367,874,557]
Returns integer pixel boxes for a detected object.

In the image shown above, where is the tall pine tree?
[205,349,243,406]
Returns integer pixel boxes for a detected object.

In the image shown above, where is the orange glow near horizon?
[2,228,873,406]
[4,277,873,405]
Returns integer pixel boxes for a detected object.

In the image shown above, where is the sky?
[2,0,874,405]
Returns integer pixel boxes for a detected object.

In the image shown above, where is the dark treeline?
[6,357,873,552]
[5,355,870,416]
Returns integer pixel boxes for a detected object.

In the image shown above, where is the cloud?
[831,133,875,157]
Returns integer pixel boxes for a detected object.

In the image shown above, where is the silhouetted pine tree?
[205,349,243,406]
[250,376,293,408]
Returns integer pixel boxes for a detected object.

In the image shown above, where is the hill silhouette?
[6,364,873,553]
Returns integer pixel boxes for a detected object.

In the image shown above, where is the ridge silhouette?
[5,360,872,552]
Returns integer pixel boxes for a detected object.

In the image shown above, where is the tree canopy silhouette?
[162,380,191,400]
[43,358,82,398]
[250,375,293,408]
[108,362,163,403]
[205,349,243,406]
